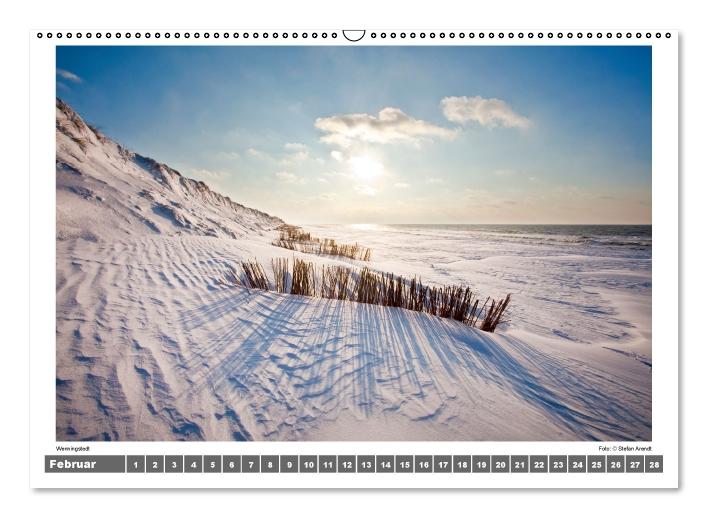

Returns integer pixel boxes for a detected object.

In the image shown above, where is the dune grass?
[87,123,109,144]
[273,225,373,261]
[70,136,90,153]
[240,259,269,290]
[291,258,317,296]
[271,257,289,293]
[321,264,353,300]
[225,257,511,333]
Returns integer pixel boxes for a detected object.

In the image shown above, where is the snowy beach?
[55,101,651,442]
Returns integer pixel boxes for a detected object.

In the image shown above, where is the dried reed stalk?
[272,226,372,261]
[291,258,316,296]
[271,257,289,293]
[224,257,511,333]
[479,293,512,332]
[240,260,269,290]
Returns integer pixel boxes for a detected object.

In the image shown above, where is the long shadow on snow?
[350,304,646,440]
[439,322,649,440]
[173,289,648,440]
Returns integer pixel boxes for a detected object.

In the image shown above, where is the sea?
[389,224,652,256]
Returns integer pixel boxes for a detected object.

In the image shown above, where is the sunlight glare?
[349,155,384,182]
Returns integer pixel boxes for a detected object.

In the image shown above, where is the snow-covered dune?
[56,99,282,243]
[55,101,651,441]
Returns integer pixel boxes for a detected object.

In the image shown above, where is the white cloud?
[425,178,444,185]
[247,148,271,160]
[463,188,512,210]
[324,170,350,179]
[315,107,458,148]
[216,151,241,161]
[248,144,321,165]
[281,143,322,165]
[354,185,378,196]
[319,192,338,201]
[330,150,344,162]
[191,168,230,181]
[57,69,83,84]
[275,171,307,184]
[394,182,411,189]
[281,150,309,164]
[441,96,531,129]
[275,171,297,182]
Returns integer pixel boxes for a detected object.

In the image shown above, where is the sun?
[349,155,383,182]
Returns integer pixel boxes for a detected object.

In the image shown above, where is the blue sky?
[57,45,651,224]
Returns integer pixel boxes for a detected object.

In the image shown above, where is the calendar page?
[29,28,678,489]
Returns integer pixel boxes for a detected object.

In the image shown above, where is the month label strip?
[45,455,664,474]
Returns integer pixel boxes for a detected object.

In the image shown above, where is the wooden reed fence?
[272,225,372,261]
[222,258,511,333]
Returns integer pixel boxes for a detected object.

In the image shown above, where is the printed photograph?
[55,45,651,441]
